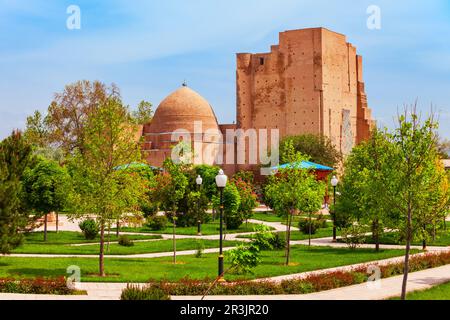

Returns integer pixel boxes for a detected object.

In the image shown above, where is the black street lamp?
[196,175,203,236]
[215,169,227,281]
[331,175,339,242]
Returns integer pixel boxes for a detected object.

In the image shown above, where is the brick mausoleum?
[139,27,375,177]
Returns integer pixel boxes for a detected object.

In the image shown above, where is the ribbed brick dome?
[145,86,220,133]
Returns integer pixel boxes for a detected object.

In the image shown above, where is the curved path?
[2,250,449,300]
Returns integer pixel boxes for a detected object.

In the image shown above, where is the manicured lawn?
[23,231,162,245]
[116,221,269,235]
[237,227,338,240]
[251,212,330,223]
[0,245,414,283]
[360,223,450,247]
[390,281,450,300]
[251,212,285,222]
[12,239,240,255]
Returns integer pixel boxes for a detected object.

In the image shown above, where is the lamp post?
[196,175,203,236]
[331,175,339,242]
[215,169,228,281]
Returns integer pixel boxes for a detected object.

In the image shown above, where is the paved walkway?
[5,246,237,259]
[174,264,450,300]
[290,236,448,252]
[2,251,449,300]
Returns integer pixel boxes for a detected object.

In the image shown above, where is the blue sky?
[0,0,449,139]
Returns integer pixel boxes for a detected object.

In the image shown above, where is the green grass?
[360,224,450,247]
[12,238,240,255]
[0,245,414,283]
[251,212,330,223]
[23,231,162,245]
[116,221,269,235]
[251,212,285,222]
[237,227,338,240]
[390,281,450,300]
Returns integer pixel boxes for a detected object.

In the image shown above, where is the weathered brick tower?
[236,27,374,172]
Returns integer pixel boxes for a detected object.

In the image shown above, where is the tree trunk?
[56,212,59,233]
[401,206,412,300]
[373,219,380,252]
[308,212,312,247]
[44,213,48,242]
[116,218,120,238]
[173,216,177,264]
[285,210,292,266]
[99,222,105,277]
[422,223,427,250]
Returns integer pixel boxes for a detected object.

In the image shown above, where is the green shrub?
[118,235,134,247]
[119,251,450,298]
[315,214,328,228]
[78,218,99,240]
[251,225,274,250]
[298,219,320,234]
[121,284,170,300]
[141,203,159,218]
[195,240,204,258]
[212,183,242,229]
[341,224,366,249]
[0,277,73,295]
[147,215,168,231]
[269,232,286,250]
[226,243,261,274]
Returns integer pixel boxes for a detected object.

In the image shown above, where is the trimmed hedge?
[0,277,75,295]
[121,251,450,299]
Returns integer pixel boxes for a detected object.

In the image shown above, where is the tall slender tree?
[0,131,34,254]
[68,97,144,276]
[384,106,449,300]
[264,141,325,265]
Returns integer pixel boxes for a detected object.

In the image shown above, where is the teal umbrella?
[271,160,334,171]
[113,162,162,171]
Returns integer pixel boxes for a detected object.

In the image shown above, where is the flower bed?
[0,277,81,295]
[121,251,450,300]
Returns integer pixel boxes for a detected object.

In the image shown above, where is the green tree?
[280,134,342,167]
[46,80,120,155]
[212,183,241,229]
[383,107,449,300]
[336,129,397,251]
[264,141,325,264]
[151,159,188,263]
[68,97,145,276]
[132,100,154,125]
[0,131,34,254]
[231,177,258,225]
[24,110,50,148]
[23,158,72,240]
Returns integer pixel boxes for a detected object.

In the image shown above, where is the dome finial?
[182,80,187,87]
